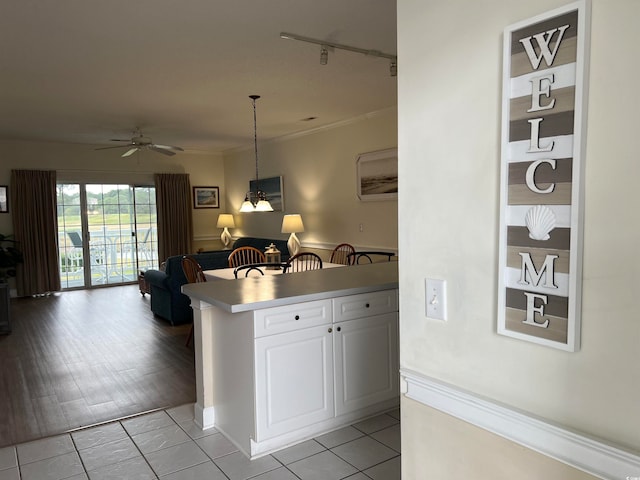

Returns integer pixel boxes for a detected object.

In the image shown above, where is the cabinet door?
[334,312,399,416]
[255,325,334,441]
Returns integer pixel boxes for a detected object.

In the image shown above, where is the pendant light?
[240,95,273,212]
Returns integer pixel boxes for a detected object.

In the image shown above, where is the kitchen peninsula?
[182,262,399,459]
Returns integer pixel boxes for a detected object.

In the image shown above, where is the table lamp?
[217,214,235,248]
[281,214,304,256]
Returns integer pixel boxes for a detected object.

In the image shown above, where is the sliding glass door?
[58,184,158,289]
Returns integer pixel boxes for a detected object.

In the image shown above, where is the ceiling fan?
[95,130,184,157]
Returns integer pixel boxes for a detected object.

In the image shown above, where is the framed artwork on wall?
[356,148,398,201]
[193,186,220,209]
[0,186,7,213]
[249,176,284,211]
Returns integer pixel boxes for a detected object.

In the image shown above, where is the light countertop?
[182,262,398,313]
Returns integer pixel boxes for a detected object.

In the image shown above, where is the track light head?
[281,32,396,76]
[320,45,328,65]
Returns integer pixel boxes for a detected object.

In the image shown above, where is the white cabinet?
[332,290,399,416]
[334,312,399,416]
[254,323,334,441]
[254,299,331,337]
[193,288,398,458]
[254,290,399,442]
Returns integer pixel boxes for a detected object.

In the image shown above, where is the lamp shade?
[216,214,235,229]
[281,214,304,233]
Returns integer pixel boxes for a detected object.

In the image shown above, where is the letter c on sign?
[526,159,557,194]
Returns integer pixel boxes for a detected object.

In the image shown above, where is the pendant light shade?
[240,95,273,212]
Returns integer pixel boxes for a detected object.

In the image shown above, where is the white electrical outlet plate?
[425,278,447,321]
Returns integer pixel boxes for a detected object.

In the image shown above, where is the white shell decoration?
[525,205,556,241]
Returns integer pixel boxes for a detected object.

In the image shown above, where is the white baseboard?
[400,368,640,480]
[194,404,215,431]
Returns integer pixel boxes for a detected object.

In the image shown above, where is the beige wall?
[0,139,225,252]
[221,108,398,256]
[402,398,598,480]
[0,110,397,258]
[398,0,639,477]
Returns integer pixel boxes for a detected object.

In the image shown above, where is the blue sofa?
[144,237,290,325]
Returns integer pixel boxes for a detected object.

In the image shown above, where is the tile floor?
[0,404,400,480]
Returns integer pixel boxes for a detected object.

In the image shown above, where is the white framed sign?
[497,1,590,351]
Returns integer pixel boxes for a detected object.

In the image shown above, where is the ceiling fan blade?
[149,145,176,156]
[95,144,133,151]
[152,144,184,152]
[109,138,133,142]
[121,147,140,157]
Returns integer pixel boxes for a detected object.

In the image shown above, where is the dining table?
[204,262,344,281]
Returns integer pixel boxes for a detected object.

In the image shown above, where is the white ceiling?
[0,0,397,154]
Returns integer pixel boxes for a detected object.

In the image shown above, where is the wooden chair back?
[181,255,205,348]
[347,251,396,264]
[181,255,207,283]
[284,252,323,273]
[330,243,356,265]
[228,246,266,268]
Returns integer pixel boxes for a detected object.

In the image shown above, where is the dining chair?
[136,228,154,262]
[228,246,266,268]
[181,255,206,346]
[347,251,396,264]
[283,252,323,273]
[66,232,84,271]
[330,243,356,265]
[234,263,266,278]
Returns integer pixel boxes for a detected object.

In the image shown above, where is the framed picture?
[193,186,219,209]
[0,186,7,213]
[249,176,284,211]
[356,148,398,201]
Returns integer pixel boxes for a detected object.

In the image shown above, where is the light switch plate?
[425,278,447,321]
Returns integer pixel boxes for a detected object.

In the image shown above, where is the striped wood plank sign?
[498,1,590,351]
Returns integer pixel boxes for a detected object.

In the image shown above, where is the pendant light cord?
[250,95,261,198]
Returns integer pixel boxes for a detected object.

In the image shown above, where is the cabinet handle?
[328,327,333,333]
[294,315,300,320]
[337,326,341,332]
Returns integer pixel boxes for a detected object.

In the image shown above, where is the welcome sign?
[497,1,590,351]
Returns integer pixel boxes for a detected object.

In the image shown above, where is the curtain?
[10,170,61,296]
[154,173,193,262]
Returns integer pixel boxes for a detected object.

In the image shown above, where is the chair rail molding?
[400,369,640,480]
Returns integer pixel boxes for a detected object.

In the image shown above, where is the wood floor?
[0,285,195,448]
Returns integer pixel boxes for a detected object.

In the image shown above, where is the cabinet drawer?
[333,289,398,323]
[254,299,332,337]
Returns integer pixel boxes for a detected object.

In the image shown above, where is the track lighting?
[281,32,397,76]
[320,45,329,65]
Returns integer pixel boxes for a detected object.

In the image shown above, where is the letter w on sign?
[519,24,570,70]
